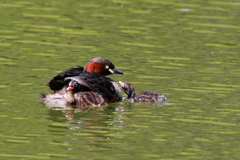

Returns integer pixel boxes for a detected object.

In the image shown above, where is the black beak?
[113,68,124,74]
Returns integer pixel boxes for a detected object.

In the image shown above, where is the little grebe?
[40,79,110,108]
[41,58,124,108]
[119,81,167,103]
[47,57,124,92]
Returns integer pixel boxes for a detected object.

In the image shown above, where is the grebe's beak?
[66,86,74,91]
[112,68,124,74]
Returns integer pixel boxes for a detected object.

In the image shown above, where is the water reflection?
[46,101,170,148]
[46,102,138,153]
[47,102,133,127]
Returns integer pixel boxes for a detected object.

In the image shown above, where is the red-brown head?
[119,81,136,98]
[84,57,124,76]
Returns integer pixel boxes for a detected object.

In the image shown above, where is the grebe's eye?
[106,65,114,73]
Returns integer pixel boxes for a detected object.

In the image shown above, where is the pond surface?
[1,0,240,159]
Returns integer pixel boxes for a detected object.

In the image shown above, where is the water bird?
[47,57,124,92]
[40,58,124,108]
[40,80,109,108]
[119,81,167,104]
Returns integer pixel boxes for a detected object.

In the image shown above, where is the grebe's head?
[66,80,82,92]
[84,57,124,76]
[119,81,136,98]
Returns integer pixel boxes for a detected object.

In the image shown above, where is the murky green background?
[1,0,240,159]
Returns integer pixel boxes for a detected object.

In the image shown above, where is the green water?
[1,0,240,159]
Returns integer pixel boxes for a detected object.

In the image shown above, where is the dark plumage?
[65,72,121,103]
[47,66,84,91]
